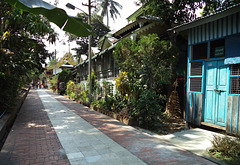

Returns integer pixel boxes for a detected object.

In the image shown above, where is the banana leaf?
[6,0,92,37]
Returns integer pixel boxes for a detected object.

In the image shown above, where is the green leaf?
[6,0,92,37]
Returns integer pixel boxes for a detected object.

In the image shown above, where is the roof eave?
[168,4,240,33]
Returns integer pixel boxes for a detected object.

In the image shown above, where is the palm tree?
[96,0,123,26]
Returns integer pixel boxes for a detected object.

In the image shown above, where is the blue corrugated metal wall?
[188,13,240,45]
[186,12,240,135]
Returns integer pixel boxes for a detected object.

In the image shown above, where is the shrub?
[102,80,113,97]
[49,74,58,91]
[0,73,19,114]
[99,98,106,109]
[209,135,240,163]
[58,69,73,84]
[104,94,115,111]
[86,72,97,98]
[66,80,76,97]
[114,72,130,96]
[132,90,163,129]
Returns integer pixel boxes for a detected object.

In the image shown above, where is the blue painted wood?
[237,96,240,133]
[193,93,196,122]
[204,60,228,126]
[215,60,228,126]
[188,12,240,45]
[205,61,217,124]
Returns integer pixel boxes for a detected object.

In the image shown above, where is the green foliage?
[113,38,140,76]
[6,0,92,37]
[86,72,97,99]
[49,74,58,91]
[96,82,102,97]
[114,72,130,96]
[66,80,76,97]
[0,1,56,114]
[69,13,110,61]
[140,0,203,27]
[140,0,240,27]
[65,81,89,103]
[101,80,114,111]
[70,92,77,100]
[104,94,115,111]
[113,94,132,115]
[96,0,123,26]
[99,98,106,109]
[114,34,179,98]
[138,35,179,91]
[75,83,85,100]
[209,135,240,164]
[58,69,73,84]
[132,90,163,129]
[102,80,113,97]
[113,34,179,129]
[0,73,19,114]
[48,56,59,67]
[201,0,240,16]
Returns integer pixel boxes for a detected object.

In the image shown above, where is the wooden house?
[75,8,168,86]
[169,4,240,135]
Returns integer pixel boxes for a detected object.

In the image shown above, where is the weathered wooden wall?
[187,92,203,126]
[77,52,119,82]
[227,95,240,135]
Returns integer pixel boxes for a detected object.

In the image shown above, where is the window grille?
[190,62,203,76]
[230,77,240,94]
[189,78,202,92]
[231,64,240,75]
[189,62,203,92]
[230,64,240,94]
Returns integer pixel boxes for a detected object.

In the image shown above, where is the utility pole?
[82,0,95,104]
[66,1,95,104]
[55,45,57,76]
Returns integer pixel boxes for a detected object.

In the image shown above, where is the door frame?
[203,59,229,126]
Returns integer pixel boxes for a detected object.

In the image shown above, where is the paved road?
[0,89,216,165]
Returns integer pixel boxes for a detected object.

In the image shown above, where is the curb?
[0,86,31,150]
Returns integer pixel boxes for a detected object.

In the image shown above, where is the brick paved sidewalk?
[46,90,216,165]
[0,89,217,165]
[0,89,70,165]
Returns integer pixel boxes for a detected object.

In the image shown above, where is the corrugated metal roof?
[168,3,240,32]
[75,43,118,68]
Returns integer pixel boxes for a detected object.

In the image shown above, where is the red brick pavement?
[47,90,216,165]
[0,89,70,165]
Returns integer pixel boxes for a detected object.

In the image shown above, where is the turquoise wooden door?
[204,60,228,126]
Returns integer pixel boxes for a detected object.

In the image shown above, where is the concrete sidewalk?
[0,89,70,165]
[143,128,226,164]
[0,89,217,165]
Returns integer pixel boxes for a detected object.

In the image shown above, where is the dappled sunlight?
[45,109,68,116]
[38,94,50,98]
[27,122,48,128]
[56,110,67,113]
[183,133,201,139]
[65,127,102,137]
[54,124,69,130]
[43,109,50,112]
[42,100,58,103]
[155,143,177,150]
[64,116,78,120]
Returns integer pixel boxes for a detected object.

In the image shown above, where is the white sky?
[44,0,140,60]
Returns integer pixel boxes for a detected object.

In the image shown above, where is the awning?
[224,34,240,65]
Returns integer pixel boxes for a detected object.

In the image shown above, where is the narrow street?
[0,89,216,165]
